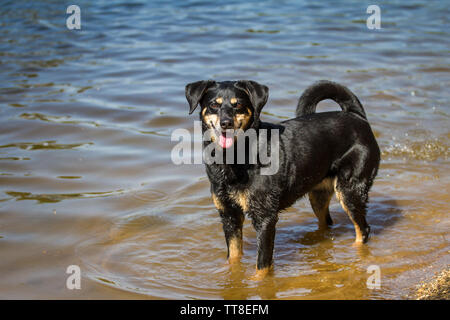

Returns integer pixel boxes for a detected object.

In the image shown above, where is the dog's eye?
[235,103,243,109]
[210,103,220,109]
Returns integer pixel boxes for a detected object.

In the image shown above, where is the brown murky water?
[0,1,448,299]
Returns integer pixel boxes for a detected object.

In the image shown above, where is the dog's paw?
[228,256,241,265]
[249,267,271,281]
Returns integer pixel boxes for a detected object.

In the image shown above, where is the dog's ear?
[234,80,269,122]
[185,80,216,114]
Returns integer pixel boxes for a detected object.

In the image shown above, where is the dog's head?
[185,80,268,149]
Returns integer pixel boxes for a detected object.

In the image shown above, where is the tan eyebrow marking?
[215,97,223,104]
[230,97,237,104]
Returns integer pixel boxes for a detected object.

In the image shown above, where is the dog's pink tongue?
[219,133,233,149]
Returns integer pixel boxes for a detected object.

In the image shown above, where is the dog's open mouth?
[208,120,244,149]
[218,129,235,149]
[219,131,234,149]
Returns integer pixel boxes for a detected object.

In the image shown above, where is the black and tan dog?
[185,80,380,279]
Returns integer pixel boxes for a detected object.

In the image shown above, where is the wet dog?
[185,80,380,279]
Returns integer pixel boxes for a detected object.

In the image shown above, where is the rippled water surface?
[0,0,449,299]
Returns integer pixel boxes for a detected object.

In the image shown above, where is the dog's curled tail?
[296,80,367,119]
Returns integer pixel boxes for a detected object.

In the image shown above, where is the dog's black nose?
[220,119,233,130]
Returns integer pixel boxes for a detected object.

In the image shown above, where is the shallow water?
[0,0,449,299]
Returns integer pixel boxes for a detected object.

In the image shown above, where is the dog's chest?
[227,189,249,212]
[208,165,253,212]
[212,187,250,213]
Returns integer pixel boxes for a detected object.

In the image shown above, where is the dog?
[185,80,380,279]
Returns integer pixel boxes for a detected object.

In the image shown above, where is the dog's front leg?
[212,193,244,263]
[251,215,278,280]
[219,209,244,264]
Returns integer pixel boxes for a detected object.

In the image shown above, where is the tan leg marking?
[309,178,334,229]
[212,193,224,211]
[335,190,364,243]
[308,192,332,229]
[228,237,243,263]
[250,267,271,281]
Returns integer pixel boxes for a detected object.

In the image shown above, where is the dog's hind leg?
[335,184,370,244]
[333,146,376,244]
[308,188,334,229]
